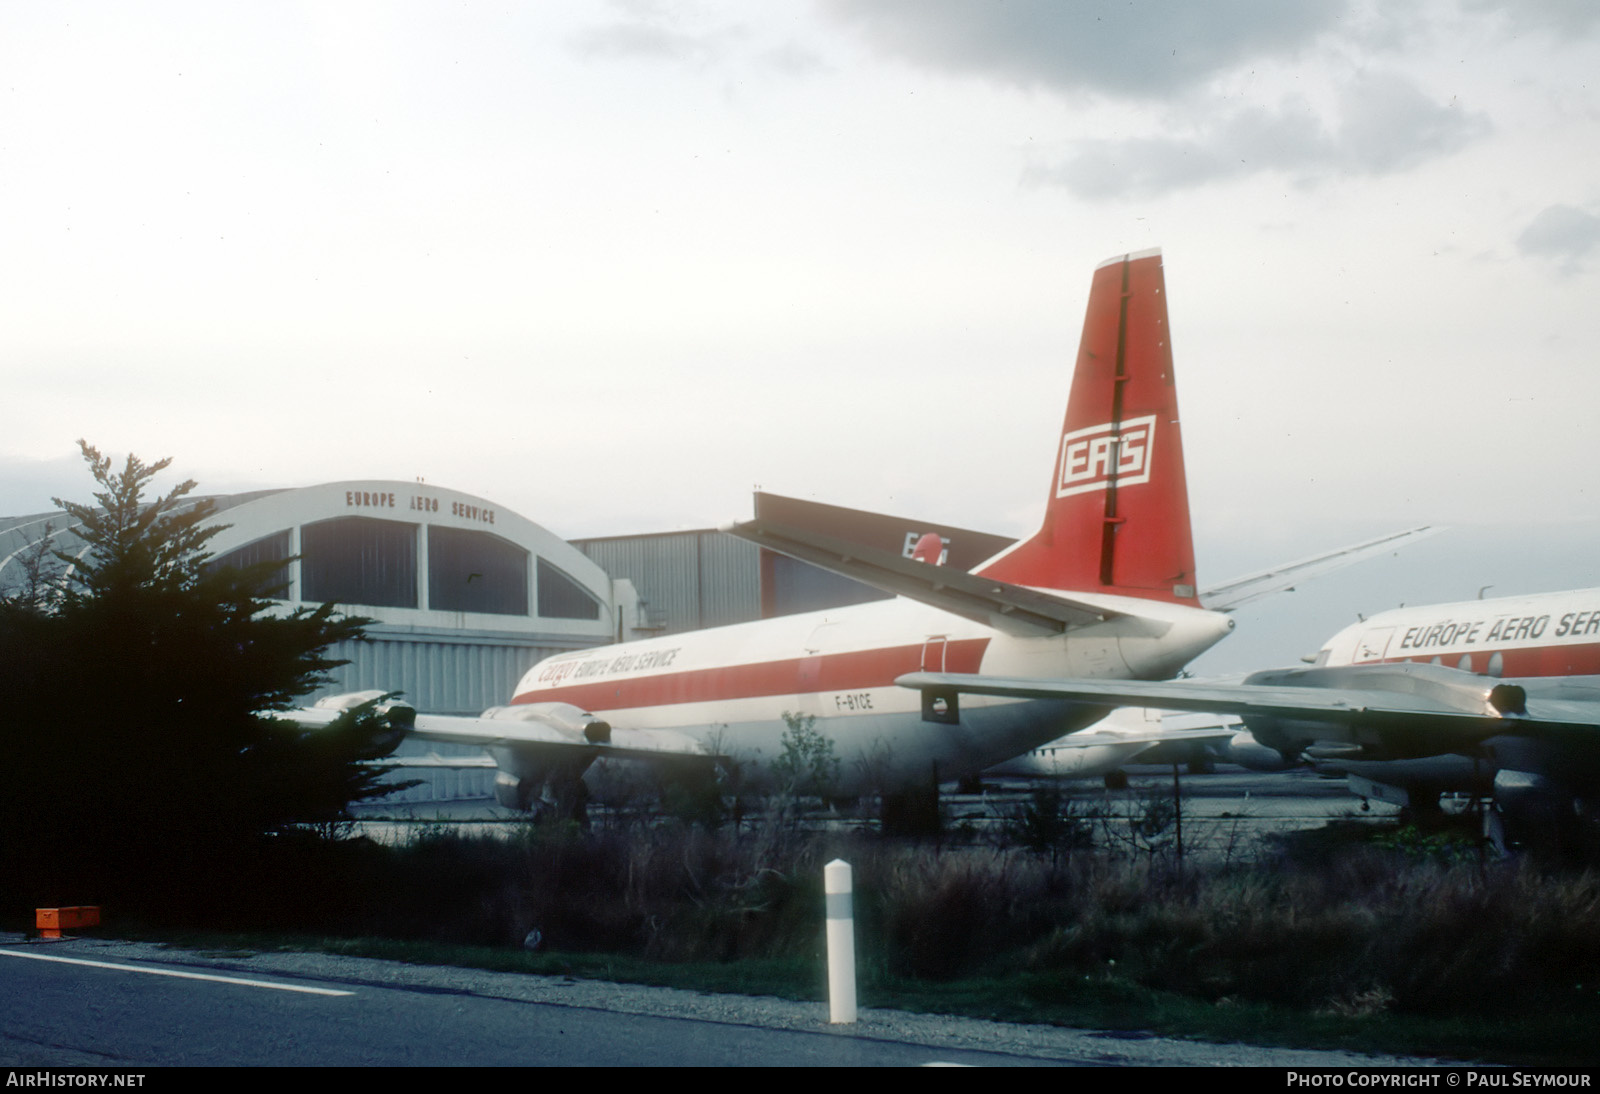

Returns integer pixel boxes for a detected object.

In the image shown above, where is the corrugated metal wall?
[311,631,586,715]
[310,628,607,804]
[696,532,761,628]
[575,531,760,636]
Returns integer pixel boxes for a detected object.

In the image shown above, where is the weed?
[771,712,841,798]
[998,786,1095,858]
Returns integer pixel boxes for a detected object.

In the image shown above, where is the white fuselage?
[1317,588,1600,678]
[512,592,1233,794]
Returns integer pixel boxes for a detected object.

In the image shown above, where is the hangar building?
[2,480,643,714]
[2,482,1007,808]
[1,480,644,806]
[572,491,1014,635]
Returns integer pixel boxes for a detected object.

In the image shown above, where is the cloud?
[1516,204,1600,273]
[1465,0,1600,37]
[570,1,741,69]
[571,2,826,79]
[822,0,1346,99]
[764,41,829,78]
[1026,70,1488,199]
[0,452,94,518]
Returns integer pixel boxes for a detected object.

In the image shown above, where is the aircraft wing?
[406,711,711,762]
[896,668,1600,758]
[722,517,1150,638]
[1199,526,1440,611]
[379,753,499,768]
[284,693,714,764]
[986,707,1236,778]
[1051,724,1238,749]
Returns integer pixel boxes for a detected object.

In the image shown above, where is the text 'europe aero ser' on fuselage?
[902,586,1600,849]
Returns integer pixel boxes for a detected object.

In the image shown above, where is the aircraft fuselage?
[513,592,1232,793]
[1319,588,1600,677]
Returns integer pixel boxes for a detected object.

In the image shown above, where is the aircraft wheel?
[1483,803,1515,856]
[1102,770,1129,791]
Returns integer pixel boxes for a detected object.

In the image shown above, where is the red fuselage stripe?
[514,638,991,712]
[1366,643,1600,678]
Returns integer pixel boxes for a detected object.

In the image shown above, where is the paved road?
[0,935,1441,1067]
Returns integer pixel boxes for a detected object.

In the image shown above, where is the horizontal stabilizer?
[723,517,1157,638]
[1051,723,1239,749]
[1200,526,1441,611]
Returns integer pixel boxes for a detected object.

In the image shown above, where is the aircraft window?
[1487,652,1504,678]
[1458,654,1472,672]
[537,558,603,620]
[205,531,291,597]
[1430,656,1442,666]
[301,516,418,609]
[429,526,529,616]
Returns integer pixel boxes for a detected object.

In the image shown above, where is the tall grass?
[212,817,1600,1024]
[41,803,1597,1036]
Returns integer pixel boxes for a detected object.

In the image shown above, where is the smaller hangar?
[2,479,644,806]
[197,481,642,716]
[1,479,643,807]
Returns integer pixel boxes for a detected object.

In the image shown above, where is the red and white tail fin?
[974,249,1199,605]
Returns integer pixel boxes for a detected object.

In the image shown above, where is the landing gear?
[1397,791,1444,830]
[1102,769,1130,791]
[493,768,591,825]
[1483,802,1513,855]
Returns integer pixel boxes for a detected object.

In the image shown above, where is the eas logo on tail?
[1055,416,1157,498]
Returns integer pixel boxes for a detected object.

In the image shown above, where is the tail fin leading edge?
[974,249,1199,605]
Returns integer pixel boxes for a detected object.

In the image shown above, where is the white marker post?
[824,858,857,1024]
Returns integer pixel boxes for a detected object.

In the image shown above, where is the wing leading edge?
[896,663,1600,759]
[285,691,713,764]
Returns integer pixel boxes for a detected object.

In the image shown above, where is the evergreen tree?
[0,442,399,916]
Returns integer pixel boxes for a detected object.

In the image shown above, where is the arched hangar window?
[301,517,418,608]
[205,531,291,597]
[429,526,529,616]
[537,557,602,620]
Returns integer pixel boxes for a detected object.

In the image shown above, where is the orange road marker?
[36,906,101,940]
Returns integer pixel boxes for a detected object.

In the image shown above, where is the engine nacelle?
[480,702,612,743]
[494,770,533,811]
[1225,729,1299,772]
[309,689,414,754]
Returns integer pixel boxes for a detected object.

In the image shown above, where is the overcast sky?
[3,1,1596,673]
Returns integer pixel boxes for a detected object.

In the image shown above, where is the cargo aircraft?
[901,586,1600,848]
[302,249,1411,823]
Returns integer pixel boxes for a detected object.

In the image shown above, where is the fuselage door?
[1354,627,1395,663]
[796,620,839,716]
[921,635,950,672]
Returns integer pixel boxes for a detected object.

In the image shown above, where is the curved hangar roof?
[1,480,629,644]
[3,481,636,799]
[204,481,623,637]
